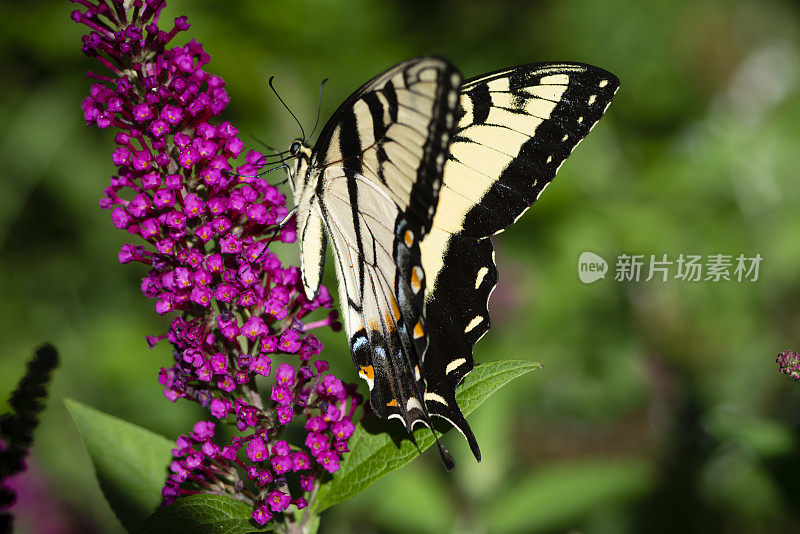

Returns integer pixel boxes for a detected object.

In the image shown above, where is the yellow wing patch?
[358,365,374,381]
[403,229,414,247]
[413,320,425,339]
[382,296,401,326]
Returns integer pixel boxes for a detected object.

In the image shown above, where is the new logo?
[578,252,608,284]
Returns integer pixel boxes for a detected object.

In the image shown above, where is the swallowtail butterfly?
[283,56,619,467]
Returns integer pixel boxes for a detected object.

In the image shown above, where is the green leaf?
[313,360,542,512]
[136,494,269,534]
[484,458,655,533]
[65,398,175,531]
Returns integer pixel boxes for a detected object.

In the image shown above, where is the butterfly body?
[284,56,619,465]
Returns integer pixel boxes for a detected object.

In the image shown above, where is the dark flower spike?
[72,1,360,528]
[0,344,60,531]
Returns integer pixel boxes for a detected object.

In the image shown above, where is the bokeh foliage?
[2,0,800,532]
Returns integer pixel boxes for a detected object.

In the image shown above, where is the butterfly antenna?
[250,133,285,156]
[253,207,297,264]
[269,75,306,142]
[308,78,329,141]
[224,162,290,181]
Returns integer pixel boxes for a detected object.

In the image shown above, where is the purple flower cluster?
[777,350,800,382]
[72,0,360,526]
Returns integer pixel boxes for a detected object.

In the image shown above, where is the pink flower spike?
[73,3,363,523]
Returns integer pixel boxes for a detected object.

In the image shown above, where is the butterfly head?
[286,138,314,197]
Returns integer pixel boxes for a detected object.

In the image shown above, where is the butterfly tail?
[427,397,482,462]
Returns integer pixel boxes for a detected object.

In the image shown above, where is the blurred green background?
[3,0,800,532]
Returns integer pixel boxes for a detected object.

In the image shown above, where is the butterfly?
[281,56,619,468]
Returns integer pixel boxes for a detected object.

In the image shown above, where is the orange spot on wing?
[359,365,374,381]
[414,320,425,339]
[404,229,414,247]
[390,296,401,321]
[383,297,401,326]
[387,399,398,407]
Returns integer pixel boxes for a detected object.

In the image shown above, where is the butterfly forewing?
[430,63,620,238]
[313,57,461,239]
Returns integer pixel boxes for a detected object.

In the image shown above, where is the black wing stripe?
[469,83,491,124]
[345,171,367,300]
[383,80,399,122]
[362,91,390,144]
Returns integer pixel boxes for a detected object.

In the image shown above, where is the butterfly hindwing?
[418,231,497,460]
[319,169,430,428]
[297,197,327,300]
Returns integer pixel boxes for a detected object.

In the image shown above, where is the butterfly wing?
[304,59,619,464]
[430,62,620,237]
[418,63,619,450]
[313,56,461,239]
[307,57,465,446]
[319,169,430,427]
